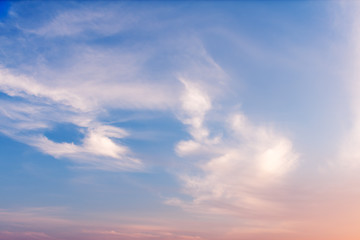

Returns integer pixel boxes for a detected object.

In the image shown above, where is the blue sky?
[1,1,360,240]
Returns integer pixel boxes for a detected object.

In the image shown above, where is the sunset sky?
[1,1,360,239]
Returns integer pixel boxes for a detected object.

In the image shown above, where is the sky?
[1,0,360,239]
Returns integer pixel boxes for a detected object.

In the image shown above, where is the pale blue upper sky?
[1,1,359,240]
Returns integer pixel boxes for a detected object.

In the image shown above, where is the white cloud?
[170,79,298,216]
[27,127,142,171]
[175,78,222,156]
[1,1,232,172]
[0,2,225,172]
[0,67,144,171]
[0,67,90,111]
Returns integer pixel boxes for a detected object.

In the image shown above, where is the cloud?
[0,206,207,240]
[0,2,225,171]
[27,127,142,171]
[337,3,360,168]
[0,66,144,171]
[168,61,360,239]
[0,67,90,111]
[0,207,72,227]
[169,78,298,218]
[81,227,204,240]
[0,3,185,171]
[175,78,212,154]
[31,7,129,37]
[0,231,52,240]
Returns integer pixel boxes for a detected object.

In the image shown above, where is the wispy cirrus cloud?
[0,67,144,171]
[30,7,131,38]
[0,3,182,171]
[81,227,204,240]
[0,2,228,171]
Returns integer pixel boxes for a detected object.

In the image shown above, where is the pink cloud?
[0,231,52,240]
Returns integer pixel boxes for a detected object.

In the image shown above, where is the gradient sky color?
[1,1,360,239]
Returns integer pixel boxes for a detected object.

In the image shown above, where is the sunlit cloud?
[169,79,298,219]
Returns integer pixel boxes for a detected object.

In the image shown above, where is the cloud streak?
[0,66,144,171]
